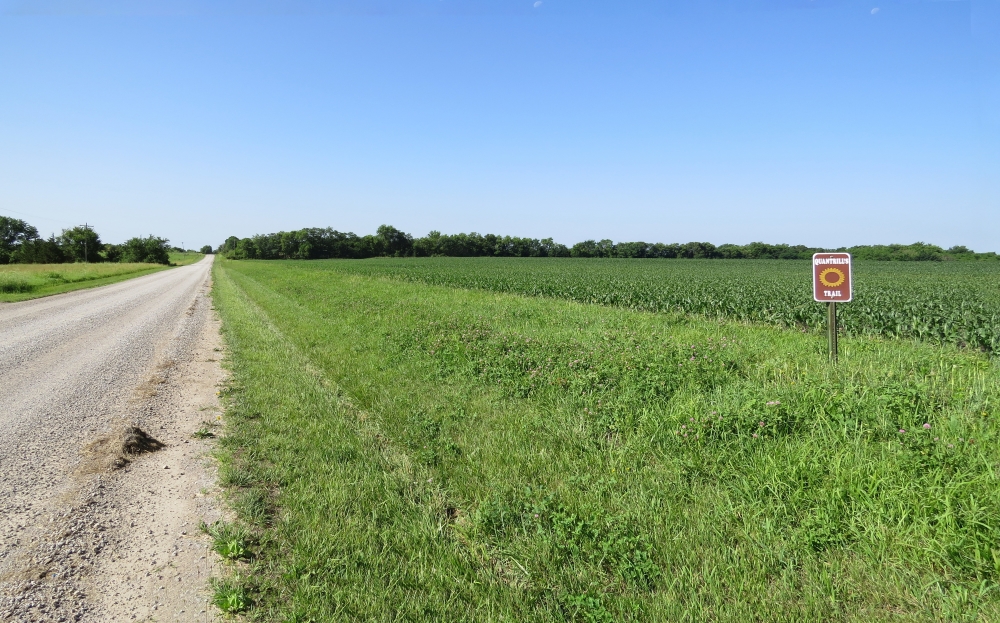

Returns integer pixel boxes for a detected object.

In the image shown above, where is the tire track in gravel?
[0,255,225,622]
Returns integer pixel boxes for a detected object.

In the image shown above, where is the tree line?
[1,217,177,265]
[219,226,999,262]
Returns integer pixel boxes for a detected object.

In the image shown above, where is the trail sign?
[813,253,852,302]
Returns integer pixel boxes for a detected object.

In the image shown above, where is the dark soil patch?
[121,427,166,455]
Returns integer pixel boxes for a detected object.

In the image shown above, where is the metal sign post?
[813,253,852,363]
[827,301,838,362]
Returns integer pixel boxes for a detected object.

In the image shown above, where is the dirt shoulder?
[82,293,227,622]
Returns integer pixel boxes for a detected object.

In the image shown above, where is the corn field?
[324,258,1000,352]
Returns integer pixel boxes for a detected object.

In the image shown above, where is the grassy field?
[0,252,204,302]
[171,250,207,266]
[212,257,1000,621]
[323,258,1000,352]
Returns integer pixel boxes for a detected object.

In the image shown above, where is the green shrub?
[12,237,65,264]
[119,236,171,265]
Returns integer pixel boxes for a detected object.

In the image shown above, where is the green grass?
[0,253,205,302]
[212,257,1000,621]
[203,520,253,560]
[170,251,206,266]
[0,262,170,302]
[317,257,1000,352]
[212,575,253,614]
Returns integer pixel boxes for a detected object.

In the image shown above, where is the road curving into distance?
[0,255,223,622]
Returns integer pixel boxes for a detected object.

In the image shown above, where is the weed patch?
[211,575,252,613]
[202,520,253,561]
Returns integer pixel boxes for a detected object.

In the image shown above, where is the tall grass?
[0,272,33,294]
[0,262,175,302]
[212,258,1000,621]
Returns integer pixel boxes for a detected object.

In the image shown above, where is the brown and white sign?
[813,253,852,302]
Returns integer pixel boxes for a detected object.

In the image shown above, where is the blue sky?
[1,0,997,251]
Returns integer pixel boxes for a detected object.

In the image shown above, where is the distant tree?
[0,216,40,264]
[13,235,65,264]
[215,225,998,263]
[376,225,414,257]
[200,245,214,254]
[413,230,442,256]
[848,242,946,261]
[104,243,123,263]
[234,238,259,260]
[648,242,680,258]
[595,239,615,258]
[219,236,241,255]
[120,236,171,264]
[540,238,570,257]
[715,243,745,259]
[60,225,102,263]
[613,241,650,258]
[570,240,599,258]
[679,241,718,259]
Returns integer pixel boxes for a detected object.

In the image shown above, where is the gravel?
[0,256,223,622]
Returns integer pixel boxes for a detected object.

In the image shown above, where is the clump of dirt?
[121,427,165,455]
[106,427,166,470]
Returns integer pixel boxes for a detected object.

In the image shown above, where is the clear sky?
[1,0,998,251]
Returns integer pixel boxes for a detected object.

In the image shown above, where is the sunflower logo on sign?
[819,268,846,288]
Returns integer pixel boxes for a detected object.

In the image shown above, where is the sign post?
[812,253,852,362]
[827,299,838,362]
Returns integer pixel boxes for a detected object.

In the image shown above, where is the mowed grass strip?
[212,258,1000,622]
[318,257,1000,352]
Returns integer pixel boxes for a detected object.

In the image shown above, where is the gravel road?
[0,255,225,622]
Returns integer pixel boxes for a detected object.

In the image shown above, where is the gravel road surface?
[0,256,225,622]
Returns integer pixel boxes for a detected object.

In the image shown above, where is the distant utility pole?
[83,222,89,263]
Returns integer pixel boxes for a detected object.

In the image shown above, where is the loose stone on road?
[0,255,225,622]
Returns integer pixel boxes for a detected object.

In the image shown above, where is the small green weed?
[202,520,251,560]
[211,576,251,613]
[562,593,615,623]
[192,422,216,439]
